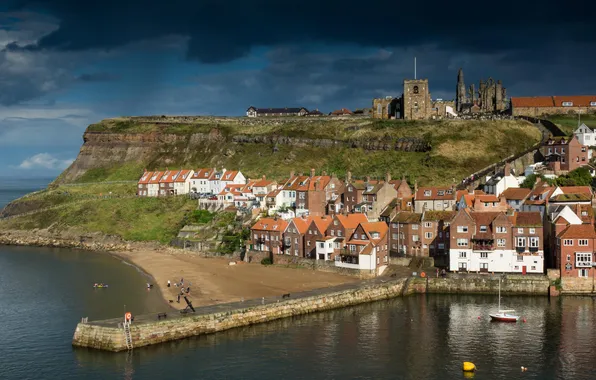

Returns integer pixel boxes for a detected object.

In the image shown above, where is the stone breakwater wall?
[72,274,553,352]
[73,278,409,352]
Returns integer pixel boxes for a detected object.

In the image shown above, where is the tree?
[557,167,592,187]
[520,174,538,189]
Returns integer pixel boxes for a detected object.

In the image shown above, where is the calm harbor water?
[0,245,595,379]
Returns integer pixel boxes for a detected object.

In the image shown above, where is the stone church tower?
[456,68,467,112]
[403,79,431,120]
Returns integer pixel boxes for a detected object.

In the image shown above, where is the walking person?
[167,280,171,288]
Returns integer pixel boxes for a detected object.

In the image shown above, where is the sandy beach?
[115,248,359,310]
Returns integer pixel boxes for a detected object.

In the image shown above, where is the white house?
[147,171,163,197]
[266,189,285,214]
[574,123,596,147]
[190,168,215,194]
[483,163,519,197]
[209,169,226,195]
[315,237,338,261]
[173,169,194,195]
[220,170,246,188]
[334,222,389,274]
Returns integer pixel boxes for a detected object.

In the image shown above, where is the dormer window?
[424,190,432,196]
[591,101,596,106]
[480,226,487,232]
[438,190,445,196]
[372,232,380,239]
[447,190,452,194]
[562,102,573,106]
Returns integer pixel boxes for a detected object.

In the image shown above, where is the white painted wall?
[449,249,543,273]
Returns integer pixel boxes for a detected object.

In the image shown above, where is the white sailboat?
[489,276,520,322]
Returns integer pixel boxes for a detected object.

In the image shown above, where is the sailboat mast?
[498,277,501,310]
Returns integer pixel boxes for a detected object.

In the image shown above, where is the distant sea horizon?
[0,177,54,209]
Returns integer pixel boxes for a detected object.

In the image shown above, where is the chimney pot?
[290,170,295,178]
[310,168,315,177]
[346,171,352,183]
[262,175,266,181]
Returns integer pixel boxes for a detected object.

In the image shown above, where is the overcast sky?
[1,0,595,177]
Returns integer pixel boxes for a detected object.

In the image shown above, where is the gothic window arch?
[413,86,419,94]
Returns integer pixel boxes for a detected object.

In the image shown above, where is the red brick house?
[543,135,591,172]
[555,224,596,285]
[250,217,289,255]
[335,222,389,272]
[422,210,455,262]
[389,212,423,256]
[284,216,312,257]
[304,215,334,258]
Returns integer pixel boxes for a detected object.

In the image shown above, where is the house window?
[413,86,419,94]
[480,252,488,258]
[591,101,596,106]
[480,226,487,232]
[496,227,507,233]
[562,101,573,106]
[567,254,571,261]
[530,237,539,248]
[564,239,573,246]
[457,226,468,233]
[412,225,419,230]
[579,239,589,246]
[425,232,433,239]
[361,234,366,240]
[497,239,506,247]
[457,238,468,247]
[377,104,382,115]
[576,252,592,267]
[338,231,342,237]
[516,237,526,247]
[412,235,420,242]
[438,243,444,249]
[424,222,432,228]
[307,241,311,246]
[517,228,524,233]
[330,230,334,236]
[579,269,589,278]
[531,266,536,270]
[459,252,467,258]
[424,190,431,196]
[458,262,467,270]
[529,228,535,234]
[437,190,445,196]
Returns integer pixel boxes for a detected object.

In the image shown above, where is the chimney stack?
[414,180,418,194]
[366,176,371,183]
[504,162,511,176]
[290,170,295,178]
[386,172,391,183]
[346,171,352,183]
[262,175,266,181]
[310,168,315,178]
[322,170,327,176]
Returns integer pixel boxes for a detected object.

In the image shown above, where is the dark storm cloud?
[11,0,596,63]
[76,72,119,82]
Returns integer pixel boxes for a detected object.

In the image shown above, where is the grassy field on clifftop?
[547,114,596,136]
[0,183,195,243]
[74,117,541,186]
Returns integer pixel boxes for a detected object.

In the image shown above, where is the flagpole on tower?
[414,57,417,79]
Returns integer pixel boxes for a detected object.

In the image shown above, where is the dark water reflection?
[1,245,596,379]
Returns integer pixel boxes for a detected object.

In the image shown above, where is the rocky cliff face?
[58,127,430,183]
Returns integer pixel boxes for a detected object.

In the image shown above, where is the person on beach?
[147,283,151,290]
[167,280,171,287]
[186,287,190,294]
[177,294,180,303]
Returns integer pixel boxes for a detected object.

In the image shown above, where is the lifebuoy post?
[125,312,132,322]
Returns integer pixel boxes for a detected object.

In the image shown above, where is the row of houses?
[249,176,596,281]
[137,168,246,197]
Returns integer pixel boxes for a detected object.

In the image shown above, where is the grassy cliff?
[547,114,596,136]
[60,116,542,186]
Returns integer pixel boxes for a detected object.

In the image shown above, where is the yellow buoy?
[462,362,476,372]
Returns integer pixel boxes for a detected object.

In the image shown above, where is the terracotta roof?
[469,212,504,237]
[416,186,455,201]
[330,108,353,115]
[159,170,178,183]
[283,176,310,191]
[289,216,312,234]
[254,179,275,187]
[251,218,289,232]
[361,221,389,240]
[512,212,542,227]
[552,96,596,107]
[193,168,214,179]
[560,186,592,196]
[221,171,240,181]
[308,176,331,191]
[423,210,455,221]
[148,171,163,184]
[524,184,555,205]
[501,187,531,201]
[475,195,500,203]
[219,184,244,196]
[336,213,369,229]
[510,96,554,108]
[267,189,281,197]
[558,224,596,239]
[174,169,192,183]
[138,171,153,184]
[311,216,333,234]
[392,212,422,224]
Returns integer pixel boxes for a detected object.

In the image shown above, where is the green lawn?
[546,114,596,136]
